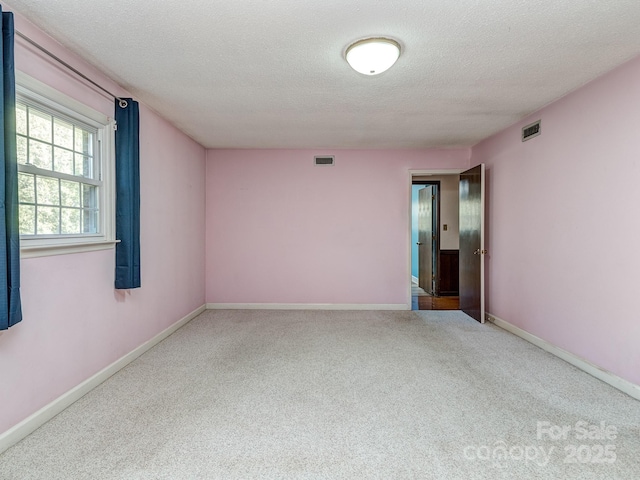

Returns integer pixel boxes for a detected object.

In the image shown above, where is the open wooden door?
[459,165,485,323]
[418,186,434,294]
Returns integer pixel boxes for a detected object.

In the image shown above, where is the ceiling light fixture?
[345,37,401,76]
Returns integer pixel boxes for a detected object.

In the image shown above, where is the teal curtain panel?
[114,99,141,289]
[0,6,22,330]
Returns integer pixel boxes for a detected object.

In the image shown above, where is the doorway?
[411,175,460,311]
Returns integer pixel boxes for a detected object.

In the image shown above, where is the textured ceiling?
[6,0,640,149]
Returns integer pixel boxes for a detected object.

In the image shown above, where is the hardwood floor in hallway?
[411,282,459,311]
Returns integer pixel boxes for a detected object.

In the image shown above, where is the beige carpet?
[1,309,638,479]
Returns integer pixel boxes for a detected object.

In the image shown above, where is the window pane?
[61,208,81,234]
[29,109,52,143]
[16,104,27,136]
[60,180,80,207]
[74,128,93,155]
[29,140,53,170]
[37,206,60,234]
[74,154,94,178]
[19,205,35,235]
[83,209,98,234]
[17,136,28,165]
[36,176,60,206]
[82,184,97,209]
[18,173,35,204]
[53,118,73,149]
[54,147,74,175]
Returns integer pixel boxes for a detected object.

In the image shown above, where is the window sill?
[21,240,120,259]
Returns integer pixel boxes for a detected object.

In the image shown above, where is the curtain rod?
[15,30,128,108]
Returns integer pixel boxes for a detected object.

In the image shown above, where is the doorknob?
[416,242,423,245]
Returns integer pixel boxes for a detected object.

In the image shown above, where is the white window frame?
[16,72,116,258]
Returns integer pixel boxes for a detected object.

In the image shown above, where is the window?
[16,73,115,257]
[17,102,100,236]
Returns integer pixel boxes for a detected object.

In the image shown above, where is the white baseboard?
[486,312,640,401]
[0,304,206,455]
[412,276,419,285]
[207,303,410,311]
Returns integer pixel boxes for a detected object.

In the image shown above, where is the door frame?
[414,181,441,295]
[408,169,464,308]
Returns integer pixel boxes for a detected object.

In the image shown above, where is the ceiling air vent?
[314,155,335,166]
[522,120,541,142]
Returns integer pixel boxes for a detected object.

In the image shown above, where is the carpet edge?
[206,303,410,310]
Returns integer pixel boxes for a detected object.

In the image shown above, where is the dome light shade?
[345,38,401,75]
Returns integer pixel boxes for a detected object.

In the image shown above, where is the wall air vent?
[522,120,541,142]
[314,155,335,166]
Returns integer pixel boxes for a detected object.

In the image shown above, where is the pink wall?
[206,149,469,306]
[0,12,206,434]
[6,0,638,440]
[472,54,640,385]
